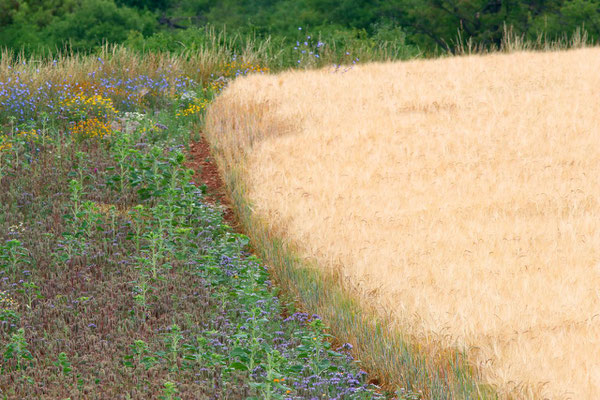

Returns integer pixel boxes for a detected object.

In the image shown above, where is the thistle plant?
[54,232,84,267]
[124,339,158,370]
[18,281,42,310]
[161,381,180,400]
[131,339,148,366]
[132,275,152,320]
[261,349,285,400]
[38,111,51,148]
[110,131,134,193]
[74,151,88,186]
[53,352,72,376]
[69,179,84,219]
[164,324,183,370]
[80,201,103,239]
[2,328,33,373]
[129,204,147,253]
[144,229,166,279]
[0,239,30,281]
[307,318,329,376]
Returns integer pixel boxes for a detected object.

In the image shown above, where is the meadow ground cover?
[0,49,389,399]
[205,47,600,399]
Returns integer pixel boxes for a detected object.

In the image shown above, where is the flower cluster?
[17,129,40,141]
[69,118,112,139]
[176,97,209,118]
[8,222,26,235]
[221,60,270,77]
[97,74,197,110]
[0,74,57,124]
[0,136,12,152]
[332,53,361,74]
[294,32,325,65]
[0,290,18,310]
[0,130,41,157]
[176,103,203,118]
[0,68,200,127]
[210,61,270,92]
[60,93,118,122]
[122,112,146,123]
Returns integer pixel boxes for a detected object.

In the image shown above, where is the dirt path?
[187,132,390,392]
[185,135,238,229]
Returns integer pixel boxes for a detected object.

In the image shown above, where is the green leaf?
[230,347,250,357]
[229,361,248,371]
[287,364,304,373]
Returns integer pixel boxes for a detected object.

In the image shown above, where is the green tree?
[47,0,157,51]
[116,0,172,10]
[538,0,600,39]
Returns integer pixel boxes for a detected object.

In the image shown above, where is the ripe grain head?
[206,48,600,399]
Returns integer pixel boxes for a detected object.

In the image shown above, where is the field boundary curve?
[204,92,499,400]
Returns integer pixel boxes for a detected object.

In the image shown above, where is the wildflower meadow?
[0,43,395,399]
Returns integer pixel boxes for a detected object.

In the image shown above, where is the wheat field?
[205,48,600,399]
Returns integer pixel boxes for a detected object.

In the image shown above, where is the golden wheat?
[206,48,600,399]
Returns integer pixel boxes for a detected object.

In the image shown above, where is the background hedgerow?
[0,0,599,56]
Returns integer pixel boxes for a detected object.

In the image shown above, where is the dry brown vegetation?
[205,48,600,399]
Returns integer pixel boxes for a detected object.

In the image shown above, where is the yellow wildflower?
[60,93,117,122]
[0,290,18,310]
[0,136,12,152]
[0,142,12,152]
[70,118,112,140]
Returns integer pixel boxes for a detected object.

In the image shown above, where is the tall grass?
[1,25,420,83]
[1,45,230,89]
[452,24,593,55]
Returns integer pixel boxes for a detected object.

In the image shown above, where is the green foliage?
[529,0,600,40]
[0,239,29,281]
[1,0,598,56]
[116,0,172,10]
[3,328,33,373]
[160,381,180,400]
[0,0,155,53]
[53,352,72,376]
[47,0,157,51]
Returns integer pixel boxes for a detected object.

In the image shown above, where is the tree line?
[1,0,598,54]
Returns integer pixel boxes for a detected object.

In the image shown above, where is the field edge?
[200,125,500,399]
